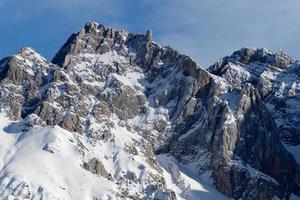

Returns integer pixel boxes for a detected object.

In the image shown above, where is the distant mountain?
[0,21,299,200]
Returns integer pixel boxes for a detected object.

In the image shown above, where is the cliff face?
[209,47,300,145]
[0,22,298,199]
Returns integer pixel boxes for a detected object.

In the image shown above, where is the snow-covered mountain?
[0,21,299,200]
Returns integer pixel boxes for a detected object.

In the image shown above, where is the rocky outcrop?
[83,158,113,180]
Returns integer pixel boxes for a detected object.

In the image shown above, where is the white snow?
[157,154,229,200]
[224,111,236,125]
[0,114,118,199]
[111,71,144,89]
[13,48,50,76]
[0,112,180,199]
[82,51,127,66]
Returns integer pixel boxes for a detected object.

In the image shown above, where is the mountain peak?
[18,47,37,54]
[52,20,165,71]
[14,47,47,61]
[52,21,131,67]
[209,47,295,78]
[232,47,294,67]
[82,20,106,34]
[84,20,99,27]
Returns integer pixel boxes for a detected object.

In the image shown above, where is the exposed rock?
[209,47,300,145]
[154,189,177,200]
[125,171,138,183]
[83,158,113,181]
[60,112,83,133]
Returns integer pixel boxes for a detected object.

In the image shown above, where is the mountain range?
[0,21,299,200]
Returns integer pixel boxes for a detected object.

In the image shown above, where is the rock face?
[83,158,113,180]
[0,22,299,199]
[209,47,300,145]
[0,48,59,120]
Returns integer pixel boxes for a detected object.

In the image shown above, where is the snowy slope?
[0,114,117,199]
[157,155,229,200]
[0,113,229,199]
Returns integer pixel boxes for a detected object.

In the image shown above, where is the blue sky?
[0,0,300,67]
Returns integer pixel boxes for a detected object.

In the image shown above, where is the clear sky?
[0,0,300,67]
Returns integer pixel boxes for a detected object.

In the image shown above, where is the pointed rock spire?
[146,29,152,42]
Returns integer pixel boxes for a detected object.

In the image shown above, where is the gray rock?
[60,112,83,133]
[83,158,113,181]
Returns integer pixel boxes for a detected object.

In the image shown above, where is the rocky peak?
[83,21,105,34]
[0,47,54,84]
[232,47,274,64]
[13,47,49,64]
[52,21,130,67]
[274,50,294,68]
[233,47,293,67]
[210,47,294,75]
[53,21,160,75]
[17,47,37,56]
[146,29,152,42]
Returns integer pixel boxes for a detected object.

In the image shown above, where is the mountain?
[0,21,299,200]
